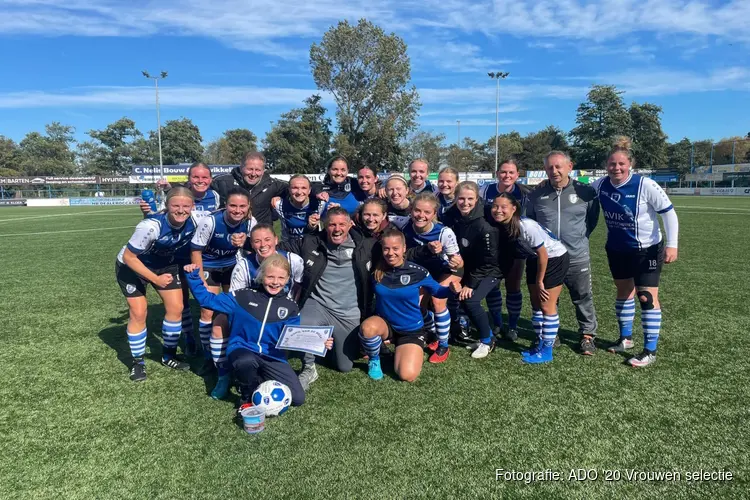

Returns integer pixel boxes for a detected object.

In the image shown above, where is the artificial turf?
[0,198,747,499]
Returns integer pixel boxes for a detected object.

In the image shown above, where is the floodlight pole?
[488,71,509,171]
[142,70,168,181]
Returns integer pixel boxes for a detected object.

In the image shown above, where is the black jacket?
[442,200,502,289]
[210,169,287,224]
[288,229,377,321]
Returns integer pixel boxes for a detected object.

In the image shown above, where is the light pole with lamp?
[141,70,168,211]
[488,71,509,171]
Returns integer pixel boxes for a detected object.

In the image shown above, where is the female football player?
[491,193,569,364]
[442,182,503,359]
[116,187,198,381]
[184,255,332,409]
[436,167,459,222]
[359,228,453,382]
[594,136,679,367]
[272,174,326,244]
[394,193,463,363]
[384,175,411,223]
[356,166,381,200]
[189,187,253,391]
[408,159,438,195]
[313,156,361,215]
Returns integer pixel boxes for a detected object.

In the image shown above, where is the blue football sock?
[423,310,435,334]
[198,320,212,360]
[486,287,504,329]
[507,291,522,329]
[542,313,559,348]
[616,298,636,339]
[210,336,229,376]
[359,331,382,361]
[127,327,147,359]
[161,319,182,359]
[532,310,543,344]
[182,309,194,346]
[435,309,451,348]
[642,309,662,352]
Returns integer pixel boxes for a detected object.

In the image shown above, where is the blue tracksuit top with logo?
[273,196,327,243]
[373,261,451,332]
[118,212,198,269]
[320,176,361,216]
[186,269,300,362]
[190,209,249,268]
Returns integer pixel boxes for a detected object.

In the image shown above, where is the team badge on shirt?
[461,238,469,247]
[400,275,411,285]
[277,307,288,319]
[569,194,578,204]
[345,248,353,258]
[126,284,136,294]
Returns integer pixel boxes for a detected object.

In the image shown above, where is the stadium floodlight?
[488,71,510,171]
[142,70,168,182]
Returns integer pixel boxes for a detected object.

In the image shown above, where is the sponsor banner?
[0,198,27,207]
[723,171,750,181]
[26,198,71,207]
[0,176,131,185]
[685,173,723,182]
[667,188,699,195]
[527,171,547,178]
[131,165,236,176]
[668,187,750,196]
[98,176,131,183]
[128,172,330,184]
[648,173,679,182]
[69,197,141,206]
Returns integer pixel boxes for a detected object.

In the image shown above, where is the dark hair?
[374,228,406,283]
[188,161,212,178]
[362,197,387,214]
[324,206,351,224]
[242,151,266,167]
[498,157,519,173]
[326,155,349,172]
[358,165,378,176]
[250,223,276,237]
[226,187,252,217]
[495,192,522,240]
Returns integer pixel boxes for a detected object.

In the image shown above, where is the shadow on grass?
[98,300,222,395]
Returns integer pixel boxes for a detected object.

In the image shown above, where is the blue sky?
[1,0,748,148]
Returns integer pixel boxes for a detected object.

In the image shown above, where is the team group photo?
[1,5,747,499]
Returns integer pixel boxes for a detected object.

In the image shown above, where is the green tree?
[153,118,203,165]
[0,136,20,175]
[570,85,632,170]
[485,132,523,170]
[80,117,144,174]
[667,138,693,177]
[629,103,668,170]
[691,140,713,170]
[712,136,750,166]
[400,131,446,172]
[310,19,420,169]
[18,123,77,175]
[263,95,333,174]
[517,126,570,171]
[204,129,258,165]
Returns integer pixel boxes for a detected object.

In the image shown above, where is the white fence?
[667,187,750,196]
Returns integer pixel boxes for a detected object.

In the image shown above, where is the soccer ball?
[252,380,292,417]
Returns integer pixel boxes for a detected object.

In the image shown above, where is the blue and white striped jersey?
[273,197,326,244]
[190,209,253,269]
[593,173,674,251]
[193,189,221,218]
[118,212,199,268]
[480,182,527,209]
[396,220,460,275]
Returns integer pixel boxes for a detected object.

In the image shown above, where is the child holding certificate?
[184,254,332,408]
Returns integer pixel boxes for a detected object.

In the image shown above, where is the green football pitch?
[0,197,748,499]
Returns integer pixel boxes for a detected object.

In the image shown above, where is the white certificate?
[276,325,333,356]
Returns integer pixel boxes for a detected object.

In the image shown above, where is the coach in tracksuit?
[210,151,288,224]
[524,151,600,355]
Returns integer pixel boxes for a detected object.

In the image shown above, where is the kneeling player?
[184,255,330,409]
[359,229,453,382]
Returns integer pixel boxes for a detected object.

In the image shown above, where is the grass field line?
[0,207,136,223]
[0,225,135,237]
[673,205,750,211]
[676,210,749,215]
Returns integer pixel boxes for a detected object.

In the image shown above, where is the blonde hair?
[609,135,635,166]
[456,181,480,200]
[411,192,439,221]
[386,175,409,190]
[165,186,195,204]
[409,158,429,170]
[438,167,459,180]
[255,253,290,284]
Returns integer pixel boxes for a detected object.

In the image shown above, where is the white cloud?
[410,41,513,73]
[2,0,749,60]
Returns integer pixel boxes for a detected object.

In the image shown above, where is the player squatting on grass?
[495,468,734,484]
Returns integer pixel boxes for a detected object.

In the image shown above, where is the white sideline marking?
[673,205,750,211]
[0,226,134,237]
[677,210,748,215]
[0,208,136,223]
